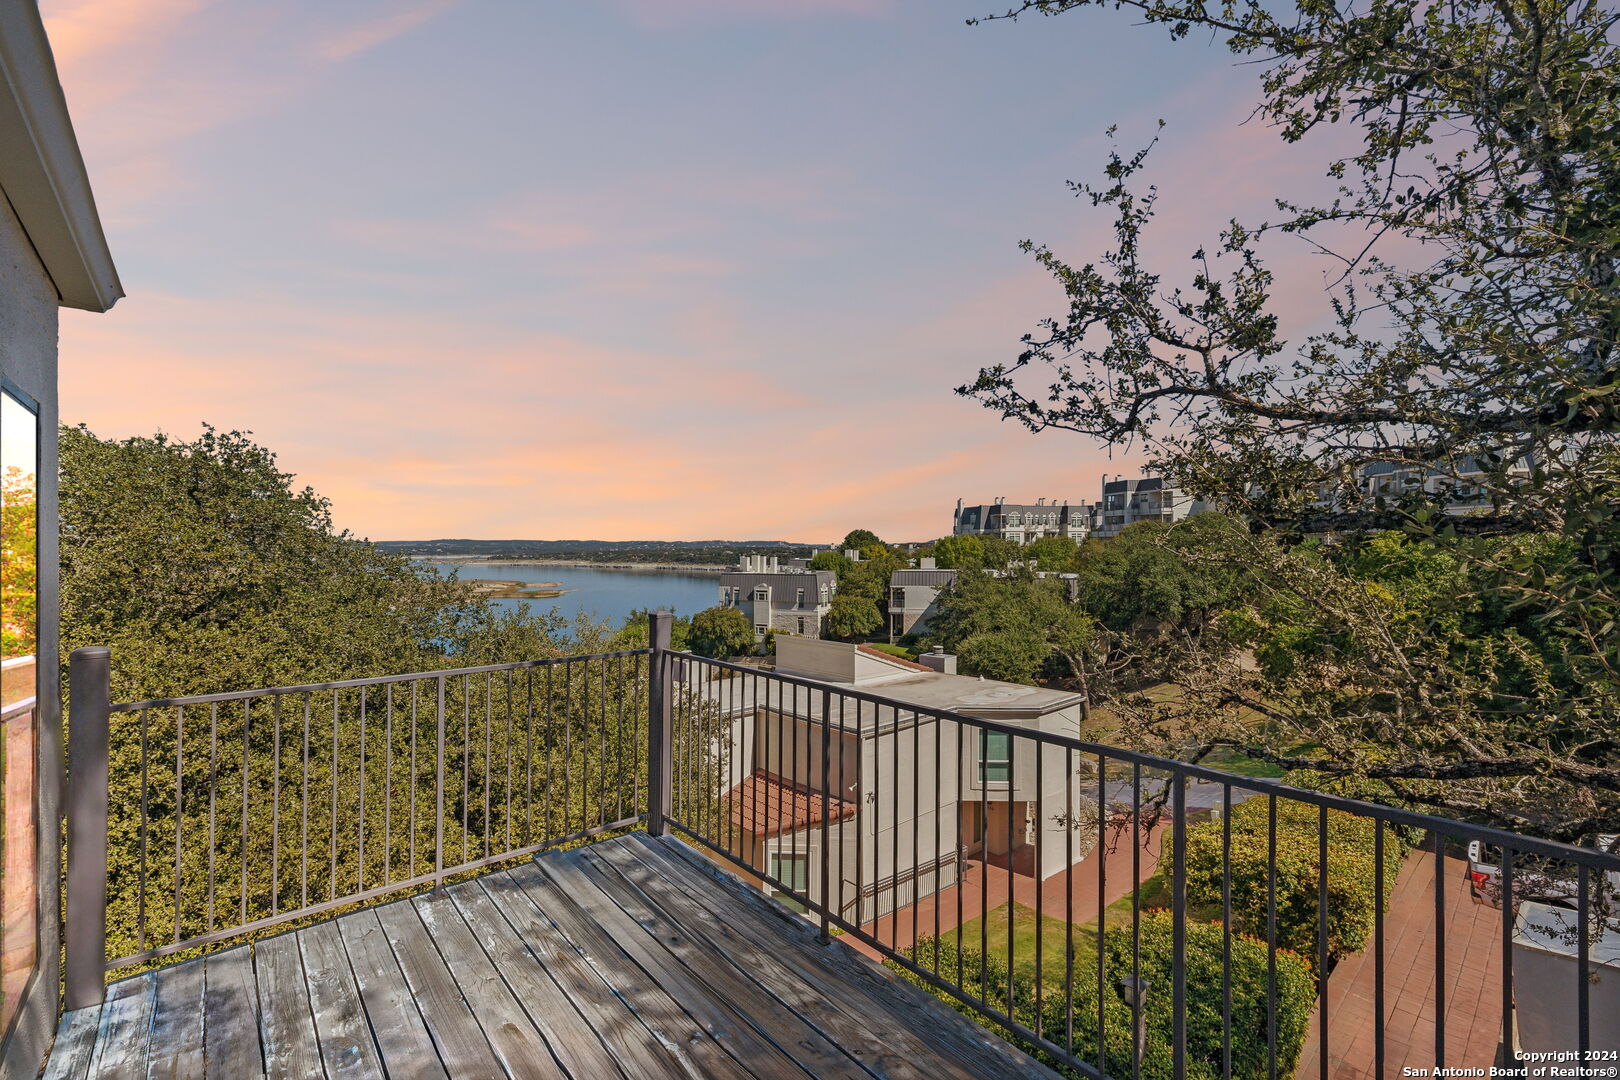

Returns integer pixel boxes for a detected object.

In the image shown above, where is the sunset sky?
[45,0,1341,543]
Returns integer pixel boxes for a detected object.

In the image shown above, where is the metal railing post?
[646,612,674,836]
[66,646,111,1009]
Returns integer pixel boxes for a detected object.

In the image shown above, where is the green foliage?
[930,534,986,570]
[1184,798,1407,970]
[900,911,1314,1080]
[1023,535,1079,573]
[1074,514,1253,633]
[841,529,882,551]
[688,605,756,658]
[1,466,36,659]
[929,568,1096,685]
[825,594,882,641]
[807,550,851,574]
[612,609,691,652]
[56,425,652,966]
[58,425,569,701]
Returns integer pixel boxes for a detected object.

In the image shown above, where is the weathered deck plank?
[202,946,262,1080]
[508,861,758,1080]
[298,920,386,1080]
[334,910,449,1080]
[590,839,971,1080]
[372,898,506,1080]
[476,870,694,1080]
[86,973,156,1080]
[444,879,628,1080]
[409,888,566,1080]
[253,931,325,1080]
[559,848,871,1078]
[144,957,205,1080]
[42,1001,102,1080]
[43,834,1059,1080]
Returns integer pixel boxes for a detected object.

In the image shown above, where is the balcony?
[40,617,1620,1078]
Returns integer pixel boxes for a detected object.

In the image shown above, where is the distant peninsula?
[380,538,816,569]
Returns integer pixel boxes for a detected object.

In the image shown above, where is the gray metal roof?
[891,569,958,587]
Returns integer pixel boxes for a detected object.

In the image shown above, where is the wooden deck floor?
[42,832,1058,1080]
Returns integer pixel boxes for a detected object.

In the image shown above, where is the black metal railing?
[64,644,650,1007]
[62,619,1620,1079]
[661,651,1620,1080]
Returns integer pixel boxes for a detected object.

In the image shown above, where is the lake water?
[422,561,721,629]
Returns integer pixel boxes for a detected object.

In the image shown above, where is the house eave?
[0,3,122,313]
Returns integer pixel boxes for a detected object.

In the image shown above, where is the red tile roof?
[723,770,858,838]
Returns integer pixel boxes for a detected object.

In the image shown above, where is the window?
[769,852,809,913]
[796,617,806,635]
[795,588,805,608]
[980,730,1011,784]
[1,384,39,1034]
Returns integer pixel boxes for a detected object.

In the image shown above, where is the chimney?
[919,556,936,570]
[918,646,957,675]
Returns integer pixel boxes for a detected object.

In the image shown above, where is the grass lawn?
[945,902,1097,990]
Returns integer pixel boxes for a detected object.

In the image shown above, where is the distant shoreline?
[422,557,727,574]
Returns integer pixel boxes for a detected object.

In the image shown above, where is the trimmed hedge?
[896,911,1315,1080]
[1183,797,1407,970]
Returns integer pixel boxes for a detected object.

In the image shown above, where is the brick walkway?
[1295,847,1506,1080]
[842,818,1166,961]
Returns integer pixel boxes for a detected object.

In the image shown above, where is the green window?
[769,852,809,913]
[980,730,1011,784]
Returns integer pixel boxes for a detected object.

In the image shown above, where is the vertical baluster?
[506,669,514,852]
[1433,829,1446,1070]
[1374,820,1386,1080]
[1172,774,1187,1080]
[462,673,471,866]
[207,703,217,933]
[1006,736,1016,1020]
[176,704,187,945]
[1097,751,1107,1078]
[1267,794,1278,1080]
[302,694,311,911]
[1223,784,1233,1080]
[819,687,832,941]
[385,683,393,885]
[1035,740,1044,1040]
[1499,847,1514,1070]
[524,667,535,847]
[359,686,367,892]
[330,691,340,900]
[1318,803,1329,1078]
[271,695,281,917]
[1064,746,1074,1056]
[435,675,445,889]
[1131,762,1142,1080]
[1577,863,1590,1058]
[239,698,250,926]
[137,708,148,952]
[409,681,418,876]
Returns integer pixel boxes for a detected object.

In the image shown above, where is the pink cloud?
[311,0,461,61]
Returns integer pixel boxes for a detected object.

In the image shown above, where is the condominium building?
[952,497,1091,544]
[1092,475,1206,539]
[696,638,1094,923]
[719,554,837,639]
[887,559,957,641]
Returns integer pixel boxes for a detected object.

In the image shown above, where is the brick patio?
[1295,847,1507,1080]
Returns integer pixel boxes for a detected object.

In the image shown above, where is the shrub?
[1183,797,1405,970]
[897,911,1314,1080]
[688,605,755,658]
